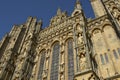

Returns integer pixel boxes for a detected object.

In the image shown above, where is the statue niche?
[77,33,84,45]
[79,53,87,71]
[45,50,50,70]
[60,73,64,80]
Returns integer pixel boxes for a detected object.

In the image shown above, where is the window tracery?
[50,42,60,80]
[67,39,74,80]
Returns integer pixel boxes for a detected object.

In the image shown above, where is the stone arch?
[109,1,115,6]
[72,10,81,17]
[39,49,46,53]
[50,40,60,48]
[91,28,101,36]
[75,23,82,32]
[91,27,106,52]
[64,36,73,43]
[101,24,113,32]
[73,11,80,16]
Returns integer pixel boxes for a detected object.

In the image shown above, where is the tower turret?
[90,0,106,17]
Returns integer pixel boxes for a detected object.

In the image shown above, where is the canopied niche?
[91,29,106,52]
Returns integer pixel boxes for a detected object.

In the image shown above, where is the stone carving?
[45,50,50,70]
[46,50,50,58]
[60,63,64,73]
[117,16,120,23]
[61,53,64,64]
[34,54,39,63]
[79,54,87,70]
[17,60,24,71]
[45,58,49,70]
[38,18,73,42]
[112,8,120,18]
[77,33,83,45]
[42,69,47,78]
[60,73,64,80]
[32,55,39,76]
[61,43,64,52]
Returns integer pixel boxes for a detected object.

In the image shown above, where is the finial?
[38,19,43,26]
[75,0,82,9]
[76,0,80,4]
[57,8,62,15]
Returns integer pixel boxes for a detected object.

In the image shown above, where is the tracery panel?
[67,39,74,80]
[37,50,46,80]
[50,42,60,80]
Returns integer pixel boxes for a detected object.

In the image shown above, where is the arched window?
[50,42,60,80]
[37,50,46,80]
[104,53,109,63]
[67,39,74,80]
[117,48,120,56]
[100,54,105,64]
[113,50,118,59]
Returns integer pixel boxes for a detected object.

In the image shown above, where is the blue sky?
[0,0,95,40]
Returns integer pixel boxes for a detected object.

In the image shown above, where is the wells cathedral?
[1,0,120,80]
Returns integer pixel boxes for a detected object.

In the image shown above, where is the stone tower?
[0,0,120,80]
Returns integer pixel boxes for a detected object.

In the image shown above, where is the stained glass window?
[67,39,74,80]
[50,42,60,80]
[37,50,46,80]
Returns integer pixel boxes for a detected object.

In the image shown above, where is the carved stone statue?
[61,53,64,64]
[79,54,87,70]
[116,16,120,26]
[60,73,64,80]
[34,55,38,63]
[32,63,37,76]
[17,60,24,71]
[45,58,49,70]
[61,43,64,52]
[46,50,49,58]
[77,33,83,45]
[42,69,47,78]
[112,8,120,18]
[60,63,64,73]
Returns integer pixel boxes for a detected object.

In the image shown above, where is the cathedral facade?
[0,0,120,80]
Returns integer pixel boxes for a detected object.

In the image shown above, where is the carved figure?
[79,54,87,70]
[45,59,49,70]
[60,73,64,80]
[77,33,83,45]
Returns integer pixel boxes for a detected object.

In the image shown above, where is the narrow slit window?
[104,53,109,63]
[117,48,120,56]
[113,50,118,59]
[100,54,105,64]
